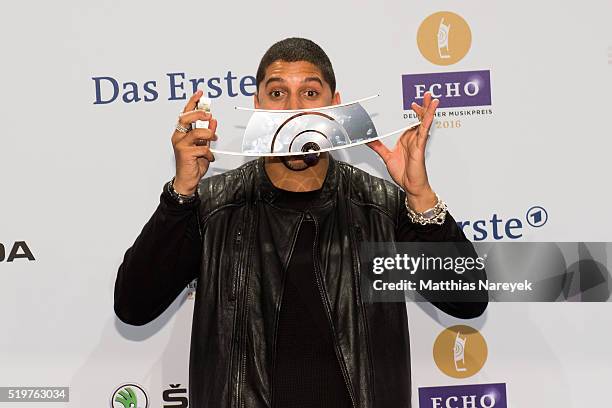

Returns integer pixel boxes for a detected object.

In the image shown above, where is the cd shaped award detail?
[209,95,421,157]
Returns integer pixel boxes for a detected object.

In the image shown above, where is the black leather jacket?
[114,154,487,408]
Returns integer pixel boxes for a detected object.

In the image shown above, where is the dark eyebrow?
[264,77,285,87]
[303,77,323,87]
[264,76,324,87]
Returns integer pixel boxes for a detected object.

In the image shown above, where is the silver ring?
[175,123,190,133]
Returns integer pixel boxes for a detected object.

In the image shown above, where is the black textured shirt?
[270,186,353,408]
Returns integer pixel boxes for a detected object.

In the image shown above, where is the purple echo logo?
[418,383,507,408]
[402,70,492,109]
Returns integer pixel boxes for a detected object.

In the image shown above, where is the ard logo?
[0,241,35,262]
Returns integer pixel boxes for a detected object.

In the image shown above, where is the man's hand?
[367,91,439,212]
[172,90,218,195]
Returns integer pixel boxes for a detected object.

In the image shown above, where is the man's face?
[255,60,341,110]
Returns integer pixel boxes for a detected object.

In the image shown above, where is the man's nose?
[286,95,303,110]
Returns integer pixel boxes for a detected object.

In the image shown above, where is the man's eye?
[305,90,318,97]
[270,90,283,98]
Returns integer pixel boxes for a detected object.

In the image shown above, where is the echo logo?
[402,70,492,109]
[0,241,35,262]
[456,206,548,241]
[419,383,507,408]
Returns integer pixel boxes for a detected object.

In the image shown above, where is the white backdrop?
[1,0,611,407]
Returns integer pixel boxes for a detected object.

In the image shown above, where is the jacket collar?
[254,153,339,207]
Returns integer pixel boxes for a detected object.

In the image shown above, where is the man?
[114,37,487,408]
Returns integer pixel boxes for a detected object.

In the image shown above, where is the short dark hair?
[255,37,336,94]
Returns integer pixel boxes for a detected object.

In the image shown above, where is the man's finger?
[398,127,416,151]
[189,118,219,146]
[182,90,204,114]
[423,91,431,112]
[366,139,391,162]
[415,98,439,148]
[207,117,218,134]
[179,128,218,146]
[172,89,205,141]
[411,102,425,119]
[190,146,215,162]
[172,111,213,144]
[178,110,211,127]
[421,98,439,129]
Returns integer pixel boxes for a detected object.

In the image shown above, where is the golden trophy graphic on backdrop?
[437,17,451,59]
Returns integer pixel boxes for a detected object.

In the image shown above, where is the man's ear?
[254,93,260,109]
[332,91,341,105]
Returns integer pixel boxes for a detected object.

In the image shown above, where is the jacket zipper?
[231,227,245,406]
[231,226,243,407]
[352,223,376,408]
[311,212,358,408]
[232,169,251,408]
[231,220,249,408]
[238,212,255,408]
[230,228,242,301]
